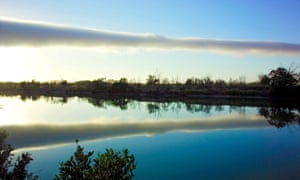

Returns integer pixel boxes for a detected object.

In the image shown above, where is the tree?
[0,130,37,180]
[54,144,93,180]
[112,78,129,91]
[268,67,298,88]
[203,76,213,88]
[185,78,194,86]
[93,148,136,180]
[258,74,270,85]
[214,79,226,88]
[55,143,136,180]
[146,75,160,85]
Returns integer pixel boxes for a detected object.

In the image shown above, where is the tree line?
[0,67,299,100]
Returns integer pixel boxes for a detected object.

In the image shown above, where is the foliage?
[268,67,298,88]
[55,143,136,180]
[146,75,160,85]
[0,130,37,180]
[258,74,270,85]
[1,130,136,180]
[112,78,129,90]
[93,148,135,180]
[54,144,93,180]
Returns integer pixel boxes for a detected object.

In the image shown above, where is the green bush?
[55,143,136,180]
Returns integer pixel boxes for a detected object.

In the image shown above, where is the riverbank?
[0,80,299,107]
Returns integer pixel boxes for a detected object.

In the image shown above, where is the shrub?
[0,130,37,180]
[55,143,136,180]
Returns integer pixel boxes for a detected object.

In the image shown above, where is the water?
[0,96,299,179]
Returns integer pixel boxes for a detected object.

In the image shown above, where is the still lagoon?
[0,96,299,179]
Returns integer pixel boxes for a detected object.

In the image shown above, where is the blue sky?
[0,0,299,82]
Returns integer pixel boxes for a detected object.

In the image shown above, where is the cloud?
[4,114,267,149]
[1,18,300,55]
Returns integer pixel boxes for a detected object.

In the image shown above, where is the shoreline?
[0,80,299,107]
[1,90,298,108]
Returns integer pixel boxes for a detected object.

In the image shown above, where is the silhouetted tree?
[269,67,298,88]
[112,78,129,90]
[214,79,226,88]
[146,75,160,85]
[0,130,37,180]
[55,143,136,180]
[267,67,299,98]
[185,78,194,86]
[55,144,93,180]
[203,76,213,88]
[258,74,270,85]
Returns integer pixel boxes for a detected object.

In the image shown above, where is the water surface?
[0,96,299,179]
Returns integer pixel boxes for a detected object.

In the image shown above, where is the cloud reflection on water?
[4,114,268,151]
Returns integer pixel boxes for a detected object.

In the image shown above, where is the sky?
[0,0,300,82]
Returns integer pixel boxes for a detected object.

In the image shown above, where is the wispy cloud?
[5,114,266,149]
[1,18,300,55]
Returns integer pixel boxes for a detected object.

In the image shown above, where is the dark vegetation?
[54,141,135,180]
[0,130,136,180]
[0,130,37,180]
[0,67,299,102]
[0,76,268,99]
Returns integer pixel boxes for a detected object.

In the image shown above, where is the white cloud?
[1,18,300,55]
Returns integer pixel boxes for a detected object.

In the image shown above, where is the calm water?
[0,96,299,179]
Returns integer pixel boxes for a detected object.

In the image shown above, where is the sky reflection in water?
[0,96,265,149]
[0,96,299,179]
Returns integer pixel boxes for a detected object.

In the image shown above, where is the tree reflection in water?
[258,107,300,128]
[4,95,300,128]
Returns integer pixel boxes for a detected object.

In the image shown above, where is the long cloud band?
[1,18,300,55]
